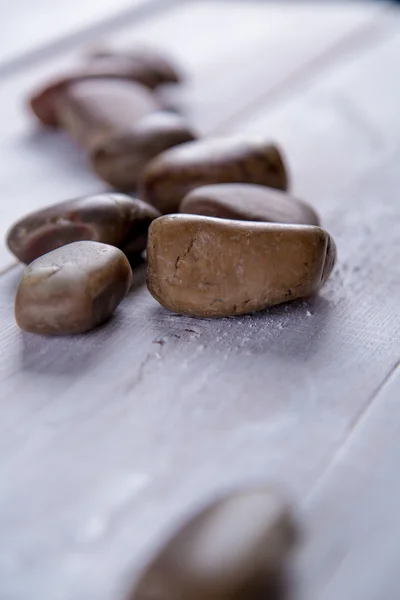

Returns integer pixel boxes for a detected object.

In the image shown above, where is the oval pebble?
[90,112,196,190]
[7,193,160,264]
[140,137,289,214]
[147,215,336,317]
[180,183,320,226]
[29,48,180,128]
[56,79,160,150]
[129,486,297,600]
[15,241,132,335]
[86,47,182,88]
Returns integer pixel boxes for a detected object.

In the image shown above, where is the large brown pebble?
[90,112,197,190]
[7,193,160,264]
[29,49,180,128]
[140,137,288,214]
[129,486,297,600]
[147,215,336,317]
[87,47,182,88]
[180,183,320,226]
[56,79,160,149]
[15,241,132,335]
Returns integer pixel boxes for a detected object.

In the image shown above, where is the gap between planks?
[305,360,400,504]
[0,0,182,80]
[0,261,18,277]
[0,4,395,277]
[297,363,400,599]
[213,3,397,134]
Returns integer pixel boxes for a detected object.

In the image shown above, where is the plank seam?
[306,360,400,502]
[0,261,19,277]
[0,0,183,80]
[214,5,396,134]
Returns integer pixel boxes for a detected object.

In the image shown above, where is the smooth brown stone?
[129,487,297,600]
[15,241,132,335]
[147,215,336,317]
[87,47,182,88]
[29,49,181,127]
[180,183,320,226]
[7,193,160,264]
[90,112,197,190]
[56,79,160,149]
[139,137,289,214]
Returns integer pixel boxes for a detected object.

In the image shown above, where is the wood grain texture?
[0,2,399,600]
[0,149,399,599]
[0,1,389,268]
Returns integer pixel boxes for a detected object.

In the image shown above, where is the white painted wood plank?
[0,3,399,599]
[299,365,400,600]
[0,140,399,600]
[0,0,152,68]
[0,1,388,269]
[234,21,400,208]
[84,1,389,134]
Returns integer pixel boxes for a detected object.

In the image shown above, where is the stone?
[147,215,336,317]
[90,112,197,190]
[180,183,320,226]
[7,193,160,264]
[129,486,297,600]
[15,241,132,335]
[140,137,289,214]
[86,47,182,88]
[55,79,160,150]
[29,48,181,128]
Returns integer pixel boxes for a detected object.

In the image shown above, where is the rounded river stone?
[7,193,160,264]
[87,47,182,88]
[140,137,289,214]
[129,486,297,600]
[147,215,336,317]
[15,241,132,335]
[30,49,180,128]
[90,112,197,190]
[180,183,320,226]
[56,79,160,150]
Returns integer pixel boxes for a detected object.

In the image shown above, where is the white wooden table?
[0,2,399,599]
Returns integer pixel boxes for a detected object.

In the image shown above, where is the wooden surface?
[0,2,399,599]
